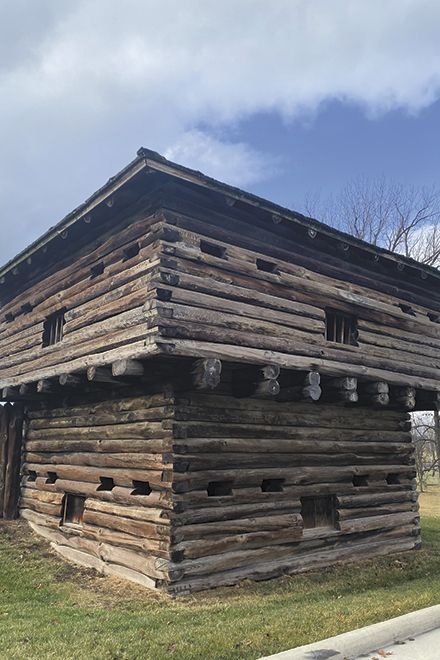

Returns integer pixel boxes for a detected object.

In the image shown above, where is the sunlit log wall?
[20,387,175,590]
[19,377,420,595]
[167,388,420,595]
[152,188,440,393]
[0,203,165,387]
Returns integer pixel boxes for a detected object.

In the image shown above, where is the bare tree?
[304,176,440,267]
[304,177,440,490]
[412,411,440,491]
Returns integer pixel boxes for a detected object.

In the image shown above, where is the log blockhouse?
[0,148,438,594]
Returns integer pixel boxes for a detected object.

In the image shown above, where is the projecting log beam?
[362,381,389,395]
[391,386,416,411]
[112,359,145,377]
[277,371,321,402]
[191,358,222,390]
[59,373,83,387]
[2,387,19,400]
[324,389,359,404]
[19,383,34,396]
[87,366,120,384]
[322,376,358,404]
[260,364,281,380]
[253,379,280,398]
[358,381,390,407]
[327,377,357,391]
[370,393,390,407]
[232,364,280,399]
[36,380,56,394]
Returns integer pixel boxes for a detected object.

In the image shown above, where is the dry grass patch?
[0,510,438,660]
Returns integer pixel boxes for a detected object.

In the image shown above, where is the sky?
[1,0,440,265]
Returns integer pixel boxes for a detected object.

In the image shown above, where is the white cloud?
[164,130,276,186]
[2,0,440,261]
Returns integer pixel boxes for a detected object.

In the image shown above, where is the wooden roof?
[1,147,439,292]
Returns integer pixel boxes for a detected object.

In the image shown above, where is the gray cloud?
[2,0,440,263]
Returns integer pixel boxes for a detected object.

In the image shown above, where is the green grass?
[0,495,440,659]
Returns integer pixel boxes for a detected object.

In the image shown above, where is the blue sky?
[1,1,440,264]
[237,99,440,209]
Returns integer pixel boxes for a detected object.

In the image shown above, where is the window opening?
[325,310,358,345]
[62,494,85,526]
[301,495,336,529]
[42,309,66,347]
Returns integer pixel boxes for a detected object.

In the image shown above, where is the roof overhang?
[1,147,439,289]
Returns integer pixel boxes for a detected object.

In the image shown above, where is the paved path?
[359,626,440,659]
[260,604,440,660]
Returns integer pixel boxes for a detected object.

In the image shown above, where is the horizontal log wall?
[19,379,421,594]
[168,391,420,595]
[0,203,168,387]
[153,199,440,391]
[20,388,175,589]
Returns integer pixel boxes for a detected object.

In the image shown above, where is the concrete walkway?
[260,604,440,660]
[360,627,440,659]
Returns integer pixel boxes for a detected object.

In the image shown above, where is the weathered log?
[59,373,83,387]
[252,379,280,399]
[191,358,222,390]
[361,381,389,395]
[2,386,19,400]
[327,377,357,391]
[260,364,281,380]
[37,379,56,394]
[391,386,417,411]
[87,366,119,384]
[112,359,145,377]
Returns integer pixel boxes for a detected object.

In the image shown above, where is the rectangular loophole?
[62,494,85,526]
[42,309,66,347]
[386,473,401,485]
[27,470,37,482]
[90,262,105,278]
[301,495,336,529]
[261,478,284,493]
[256,258,278,274]
[131,480,151,496]
[325,310,358,346]
[122,242,140,261]
[21,302,33,314]
[207,480,233,497]
[46,471,58,484]
[353,475,369,487]
[398,303,416,316]
[200,240,226,259]
[97,477,115,492]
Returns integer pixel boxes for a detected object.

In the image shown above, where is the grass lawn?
[0,490,439,660]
